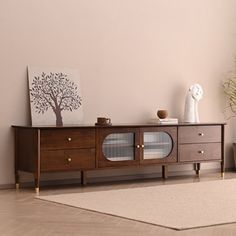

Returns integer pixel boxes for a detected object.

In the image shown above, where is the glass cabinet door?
[102,133,135,161]
[98,128,140,168]
[140,127,177,164]
[143,132,173,159]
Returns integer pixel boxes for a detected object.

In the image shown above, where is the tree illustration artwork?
[30,72,82,126]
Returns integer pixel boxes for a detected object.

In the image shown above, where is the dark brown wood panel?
[41,149,95,172]
[40,128,95,150]
[16,128,39,172]
[178,125,221,144]
[179,143,221,162]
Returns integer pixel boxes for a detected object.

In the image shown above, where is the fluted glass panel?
[102,133,135,161]
[143,132,172,159]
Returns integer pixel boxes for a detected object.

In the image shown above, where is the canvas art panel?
[28,66,83,126]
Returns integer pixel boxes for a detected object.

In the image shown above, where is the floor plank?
[1,171,236,236]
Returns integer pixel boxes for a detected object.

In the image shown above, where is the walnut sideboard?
[12,123,225,193]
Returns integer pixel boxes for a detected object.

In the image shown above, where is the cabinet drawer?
[41,129,95,150]
[41,149,95,171]
[179,143,221,162]
[178,126,221,144]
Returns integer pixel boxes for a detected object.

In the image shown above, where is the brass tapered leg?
[35,187,39,195]
[221,161,225,178]
[15,171,20,190]
[34,176,40,195]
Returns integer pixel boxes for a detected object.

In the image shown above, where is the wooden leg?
[162,165,168,179]
[194,163,200,176]
[81,171,87,186]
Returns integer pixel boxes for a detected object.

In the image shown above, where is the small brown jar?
[157,110,168,119]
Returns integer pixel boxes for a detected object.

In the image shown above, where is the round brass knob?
[141,144,145,148]
[198,150,204,154]
[198,133,204,136]
[67,137,72,142]
[136,145,140,148]
[67,158,72,162]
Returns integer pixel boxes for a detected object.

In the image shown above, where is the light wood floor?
[1,171,236,236]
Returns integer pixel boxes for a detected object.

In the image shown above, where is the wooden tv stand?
[12,123,225,193]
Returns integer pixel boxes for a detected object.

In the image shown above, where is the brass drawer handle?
[67,158,72,162]
[67,137,72,142]
[198,150,204,154]
[198,133,204,136]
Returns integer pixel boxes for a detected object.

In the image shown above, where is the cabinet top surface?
[12,122,226,129]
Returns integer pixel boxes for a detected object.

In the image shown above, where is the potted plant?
[223,58,236,168]
[223,79,236,119]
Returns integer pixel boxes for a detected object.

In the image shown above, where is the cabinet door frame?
[96,127,140,168]
[140,126,177,165]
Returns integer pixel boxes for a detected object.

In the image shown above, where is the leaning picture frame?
[28,66,83,126]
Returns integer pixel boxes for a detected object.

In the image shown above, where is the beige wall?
[1,0,236,185]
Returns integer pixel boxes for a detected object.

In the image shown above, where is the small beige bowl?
[157,110,168,119]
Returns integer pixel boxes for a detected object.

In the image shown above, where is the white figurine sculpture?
[184,84,203,123]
